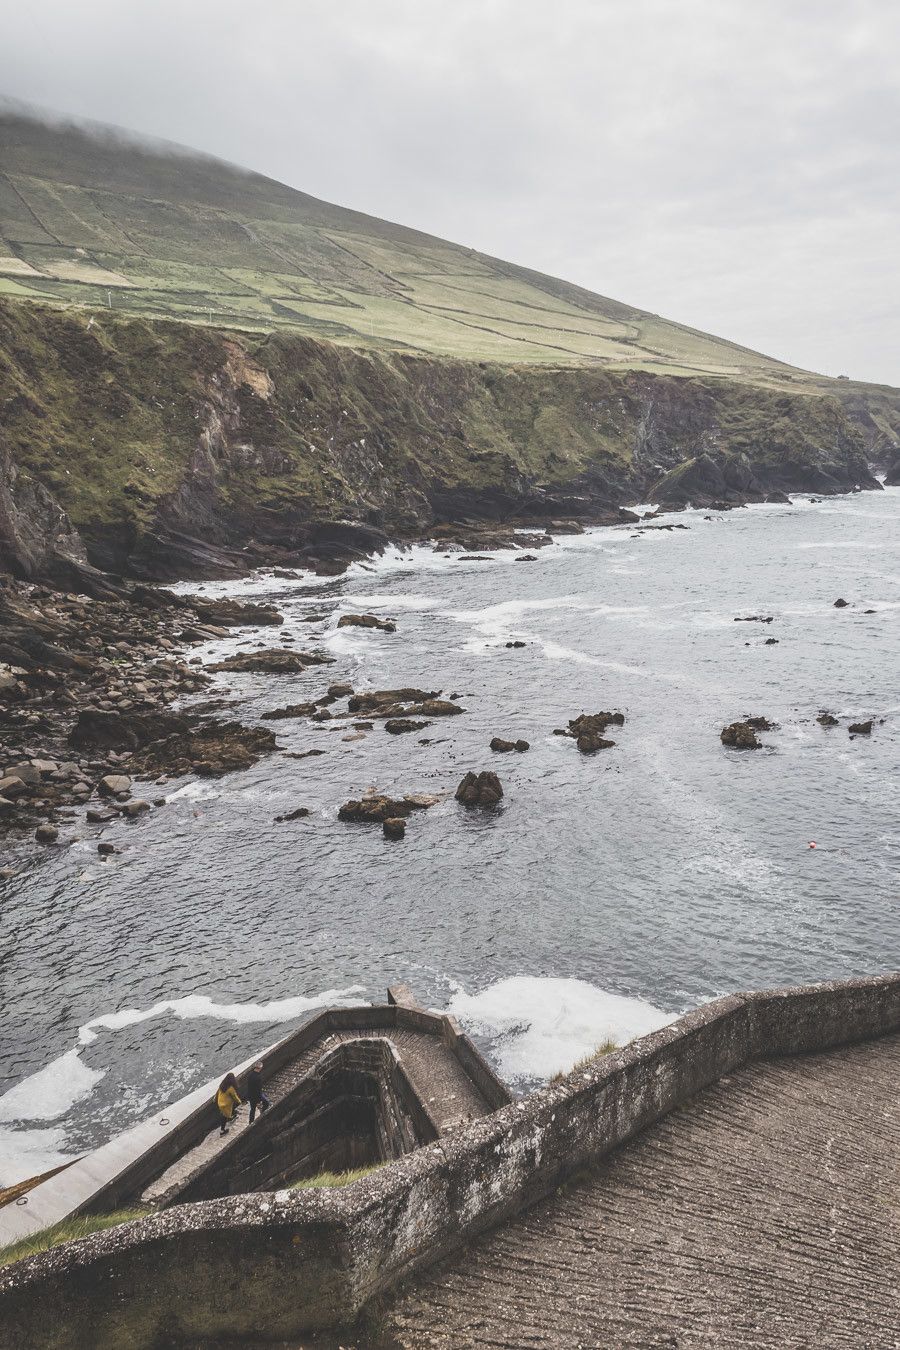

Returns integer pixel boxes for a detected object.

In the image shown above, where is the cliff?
[0,300,881,581]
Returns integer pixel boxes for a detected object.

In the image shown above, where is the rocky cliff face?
[0,300,882,580]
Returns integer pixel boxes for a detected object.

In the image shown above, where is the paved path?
[379,1033,900,1348]
[143,1028,490,1205]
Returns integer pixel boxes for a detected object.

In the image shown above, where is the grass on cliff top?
[290,1165,382,1191]
[0,1210,147,1270]
[550,1038,619,1085]
[0,108,816,383]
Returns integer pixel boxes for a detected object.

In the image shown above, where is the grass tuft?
[550,1038,619,1085]
[0,1210,148,1270]
[289,1165,381,1191]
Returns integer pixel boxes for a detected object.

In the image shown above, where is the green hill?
[0,108,820,383]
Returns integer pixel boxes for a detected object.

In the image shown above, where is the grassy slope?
[0,110,836,386]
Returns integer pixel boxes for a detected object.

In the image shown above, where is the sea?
[1,490,897,1185]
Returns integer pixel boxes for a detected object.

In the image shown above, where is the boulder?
[383,817,406,840]
[327,683,354,698]
[515,554,538,562]
[122,799,151,817]
[348,689,439,714]
[98,774,132,797]
[385,719,431,735]
[567,712,624,752]
[97,842,117,856]
[720,721,761,749]
[455,771,503,806]
[576,732,616,753]
[505,641,527,649]
[0,776,28,799]
[490,738,529,753]
[339,794,436,824]
[337,614,396,633]
[833,598,849,608]
[86,808,117,823]
[415,700,464,718]
[35,824,59,844]
[817,712,839,727]
[261,703,318,720]
[275,807,311,822]
[207,648,332,673]
[848,720,873,735]
[69,709,189,751]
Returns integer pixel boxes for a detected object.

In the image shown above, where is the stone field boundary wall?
[0,972,898,1349]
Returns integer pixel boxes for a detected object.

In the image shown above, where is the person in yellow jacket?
[215,1072,242,1136]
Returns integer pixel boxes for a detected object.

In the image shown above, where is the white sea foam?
[0,1050,104,1124]
[0,1124,73,1188]
[76,988,366,1046]
[445,976,673,1082]
[0,987,366,1147]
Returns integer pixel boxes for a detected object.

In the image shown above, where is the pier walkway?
[381,1031,900,1348]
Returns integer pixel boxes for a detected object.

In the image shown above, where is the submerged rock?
[339,793,436,824]
[275,807,311,822]
[383,817,406,840]
[337,613,396,633]
[490,737,530,753]
[455,771,503,806]
[348,689,439,714]
[385,719,431,735]
[817,712,839,727]
[261,702,318,720]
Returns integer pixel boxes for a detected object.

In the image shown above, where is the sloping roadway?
[376,1032,900,1348]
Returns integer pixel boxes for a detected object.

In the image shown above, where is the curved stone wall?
[1,972,898,1350]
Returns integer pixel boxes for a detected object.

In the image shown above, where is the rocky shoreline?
[0,491,890,868]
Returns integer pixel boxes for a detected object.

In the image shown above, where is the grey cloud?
[0,0,896,382]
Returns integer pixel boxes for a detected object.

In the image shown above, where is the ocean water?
[1,491,898,1184]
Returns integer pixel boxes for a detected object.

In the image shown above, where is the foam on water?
[0,988,366,1182]
[446,976,673,1083]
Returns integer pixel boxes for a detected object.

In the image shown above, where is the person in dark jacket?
[246,1061,270,1123]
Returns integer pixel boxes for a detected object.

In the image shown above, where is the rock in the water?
[817,712,839,727]
[383,817,406,840]
[337,614,396,633]
[576,732,616,753]
[385,719,431,734]
[734,615,774,624]
[515,554,538,562]
[97,842,117,856]
[833,598,849,608]
[261,702,318,720]
[207,648,332,673]
[348,689,440,714]
[0,776,28,799]
[122,799,151,817]
[275,807,311,822]
[339,793,435,824]
[455,771,503,806]
[566,712,624,754]
[490,737,529,753]
[99,774,132,797]
[327,683,354,698]
[764,637,779,644]
[35,824,59,843]
[720,721,761,749]
[86,808,117,823]
[848,719,873,735]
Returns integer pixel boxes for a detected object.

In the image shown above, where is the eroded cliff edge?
[0,299,888,581]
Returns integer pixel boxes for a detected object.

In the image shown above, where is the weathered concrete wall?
[1,972,898,1349]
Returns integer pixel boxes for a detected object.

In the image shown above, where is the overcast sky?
[2,0,897,384]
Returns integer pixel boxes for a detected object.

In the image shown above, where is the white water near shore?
[1,490,898,1184]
